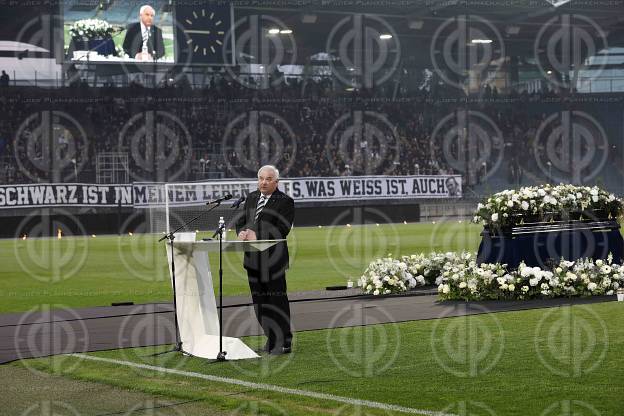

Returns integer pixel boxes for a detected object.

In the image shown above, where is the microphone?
[231,195,246,209]
[205,194,232,205]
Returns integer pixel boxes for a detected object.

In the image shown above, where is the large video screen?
[63,1,175,63]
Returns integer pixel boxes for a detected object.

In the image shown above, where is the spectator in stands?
[0,70,9,87]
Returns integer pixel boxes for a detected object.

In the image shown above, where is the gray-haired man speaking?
[236,165,295,355]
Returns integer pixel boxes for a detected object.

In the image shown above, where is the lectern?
[165,239,283,360]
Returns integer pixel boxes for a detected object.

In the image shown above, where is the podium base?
[182,335,259,360]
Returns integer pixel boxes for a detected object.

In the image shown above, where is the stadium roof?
[233,0,624,67]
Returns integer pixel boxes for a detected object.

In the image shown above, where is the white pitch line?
[71,354,456,416]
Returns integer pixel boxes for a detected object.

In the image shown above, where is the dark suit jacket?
[235,189,295,276]
[122,22,165,60]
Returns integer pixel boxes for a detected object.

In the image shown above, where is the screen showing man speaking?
[63,1,175,63]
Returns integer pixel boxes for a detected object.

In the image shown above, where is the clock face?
[183,9,226,57]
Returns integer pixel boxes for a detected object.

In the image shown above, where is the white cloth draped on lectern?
[165,237,281,360]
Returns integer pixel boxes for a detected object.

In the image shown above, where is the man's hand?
[237,229,257,241]
[135,52,152,60]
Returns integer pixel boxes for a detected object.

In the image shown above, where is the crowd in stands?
[0,71,620,190]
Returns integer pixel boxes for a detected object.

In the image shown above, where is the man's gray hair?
[139,5,155,15]
[257,165,280,180]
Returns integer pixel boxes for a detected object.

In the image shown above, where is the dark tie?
[254,195,266,223]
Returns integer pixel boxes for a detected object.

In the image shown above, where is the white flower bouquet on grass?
[437,261,510,301]
[359,256,414,295]
[358,251,474,295]
[473,184,623,230]
[436,254,624,301]
[402,251,473,286]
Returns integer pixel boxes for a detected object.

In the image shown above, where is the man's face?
[140,7,155,27]
[446,179,458,195]
[258,169,279,195]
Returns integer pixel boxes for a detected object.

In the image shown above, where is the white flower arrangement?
[358,256,410,295]
[359,250,624,300]
[437,254,624,301]
[358,251,473,295]
[473,184,623,230]
[69,19,115,40]
[116,46,128,58]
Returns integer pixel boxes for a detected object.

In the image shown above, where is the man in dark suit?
[236,165,295,355]
[122,5,165,61]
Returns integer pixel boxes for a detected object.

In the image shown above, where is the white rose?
[506,200,514,208]
[491,213,499,222]
[373,289,380,296]
[508,284,515,291]
[459,281,467,289]
[521,201,529,211]
[587,282,597,291]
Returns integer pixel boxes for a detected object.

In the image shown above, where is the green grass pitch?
[4,221,624,415]
[15,302,624,415]
[0,222,482,313]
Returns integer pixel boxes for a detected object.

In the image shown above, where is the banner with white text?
[0,176,462,209]
[0,184,133,208]
[132,175,462,208]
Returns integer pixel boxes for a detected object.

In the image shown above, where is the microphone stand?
[151,200,224,357]
[213,200,244,362]
[214,217,227,361]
